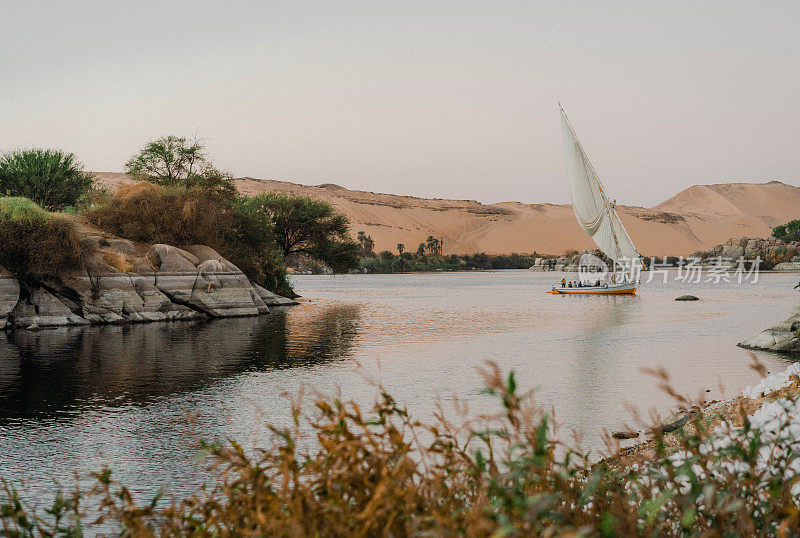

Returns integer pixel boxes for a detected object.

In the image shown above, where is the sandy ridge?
[93,173,800,257]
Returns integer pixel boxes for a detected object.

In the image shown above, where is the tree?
[244,192,360,273]
[357,231,375,257]
[397,243,405,254]
[773,220,800,243]
[426,236,442,256]
[0,149,95,211]
[417,243,426,256]
[125,135,235,197]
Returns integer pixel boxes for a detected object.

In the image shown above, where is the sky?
[2,1,799,206]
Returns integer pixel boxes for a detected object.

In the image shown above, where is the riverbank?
[0,229,295,330]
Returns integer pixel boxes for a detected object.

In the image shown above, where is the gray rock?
[0,265,20,329]
[148,244,275,317]
[612,430,639,440]
[150,244,200,272]
[10,288,89,328]
[253,284,298,306]
[675,295,700,301]
[739,303,800,353]
[1,243,295,329]
[189,259,260,317]
[773,262,800,271]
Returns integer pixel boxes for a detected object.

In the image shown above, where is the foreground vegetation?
[2,362,799,536]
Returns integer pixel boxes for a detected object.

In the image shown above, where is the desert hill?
[93,173,800,257]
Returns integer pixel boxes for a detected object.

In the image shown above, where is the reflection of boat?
[550,104,641,295]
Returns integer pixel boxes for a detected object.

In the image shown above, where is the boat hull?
[547,282,637,295]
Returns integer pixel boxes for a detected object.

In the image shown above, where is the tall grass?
[0,149,95,211]
[2,362,799,536]
[0,197,84,279]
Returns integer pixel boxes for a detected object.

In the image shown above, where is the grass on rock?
[0,197,84,279]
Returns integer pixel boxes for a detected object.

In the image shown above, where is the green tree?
[357,231,375,257]
[0,149,95,211]
[773,220,800,243]
[426,236,442,256]
[396,243,405,254]
[125,135,235,197]
[244,192,359,273]
[417,243,426,256]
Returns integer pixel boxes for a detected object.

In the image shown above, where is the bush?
[0,197,84,278]
[0,149,95,211]
[84,182,229,246]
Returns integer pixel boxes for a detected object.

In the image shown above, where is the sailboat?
[548,105,641,295]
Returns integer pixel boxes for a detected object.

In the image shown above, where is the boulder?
[148,244,275,317]
[675,295,700,301]
[188,259,261,317]
[10,287,89,328]
[612,430,639,440]
[739,303,800,353]
[149,244,200,273]
[254,284,298,307]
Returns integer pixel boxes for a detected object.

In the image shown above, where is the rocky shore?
[738,302,800,353]
[0,235,295,330]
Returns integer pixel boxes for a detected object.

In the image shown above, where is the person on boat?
[567,282,572,288]
[577,281,582,288]
[595,279,600,287]
[561,278,566,287]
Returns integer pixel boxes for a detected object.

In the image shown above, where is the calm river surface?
[0,270,798,505]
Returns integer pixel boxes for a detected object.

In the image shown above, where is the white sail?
[559,106,639,267]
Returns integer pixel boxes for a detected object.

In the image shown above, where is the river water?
[0,270,798,506]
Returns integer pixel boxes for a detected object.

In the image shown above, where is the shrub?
[84,182,229,247]
[0,149,95,211]
[0,197,84,278]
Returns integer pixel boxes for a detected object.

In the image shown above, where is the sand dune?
[93,173,800,257]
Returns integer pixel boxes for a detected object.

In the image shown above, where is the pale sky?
[2,1,799,206]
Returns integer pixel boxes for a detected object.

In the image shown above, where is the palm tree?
[417,243,426,256]
[426,236,441,256]
[396,243,405,254]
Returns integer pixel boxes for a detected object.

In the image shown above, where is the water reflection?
[568,296,638,429]
[0,303,360,421]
